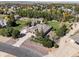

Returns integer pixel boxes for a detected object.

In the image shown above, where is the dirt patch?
[0,36,11,43]
[6,38,18,45]
[21,39,49,56]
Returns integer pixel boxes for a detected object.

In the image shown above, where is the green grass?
[13,20,30,30]
[48,20,60,30]
[16,20,28,25]
[13,25,24,30]
[64,21,72,27]
[32,36,54,48]
[48,20,70,37]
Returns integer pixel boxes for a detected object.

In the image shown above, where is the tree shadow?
[18,34,26,38]
[12,23,20,27]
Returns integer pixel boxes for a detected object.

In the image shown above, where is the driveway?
[13,32,36,47]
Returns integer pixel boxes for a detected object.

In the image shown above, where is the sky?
[0,0,79,4]
[0,0,79,2]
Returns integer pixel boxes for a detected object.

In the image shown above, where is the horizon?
[0,1,79,4]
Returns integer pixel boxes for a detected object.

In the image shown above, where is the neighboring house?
[19,17,44,26]
[7,11,15,15]
[31,18,43,26]
[7,7,16,15]
[58,6,72,13]
[75,14,79,18]
[63,9,72,12]
[19,17,30,20]
[70,23,79,45]
[14,15,21,20]
[71,32,79,45]
[0,19,7,27]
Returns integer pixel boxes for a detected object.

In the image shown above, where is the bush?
[43,40,54,48]
[5,27,13,37]
[0,28,6,36]
[0,27,20,38]
[12,29,20,38]
[54,43,59,48]
[7,20,17,27]
[0,27,13,37]
[27,20,32,27]
[56,25,68,37]
[33,36,55,48]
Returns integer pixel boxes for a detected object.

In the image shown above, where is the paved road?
[0,42,43,57]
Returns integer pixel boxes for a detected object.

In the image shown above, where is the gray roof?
[36,24,51,33]
[0,19,7,27]
[21,24,51,34]
[71,32,79,43]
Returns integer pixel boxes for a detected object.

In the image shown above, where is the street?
[0,42,43,57]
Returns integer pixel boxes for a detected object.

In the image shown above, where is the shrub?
[5,27,13,37]
[0,27,13,37]
[7,20,17,27]
[56,25,68,37]
[0,27,20,39]
[27,20,32,27]
[43,40,54,48]
[33,36,55,48]
[12,29,20,38]
[54,43,59,48]
[0,28,6,36]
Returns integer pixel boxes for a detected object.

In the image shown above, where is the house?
[58,6,72,13]
[0,19,7,27]
[19,17,30,20]
[31,18,43,26]
[70,23,79,45]
[71,32,79,45]
[14,15,21,20]
[20,24,54,40]
[7,6,16,15]
[7,10,16,15]
[19,17,44,26]
[75,14,79,18]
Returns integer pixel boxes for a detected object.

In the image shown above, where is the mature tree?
[0,27,13,37]
[56,25,67,37]
[0,8,4,14]
[12,29,20,38]
[5,27,13,37]
[6,20,17,27]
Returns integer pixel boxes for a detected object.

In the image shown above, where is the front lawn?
[48,20,60,30]
[47,20,68,37]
